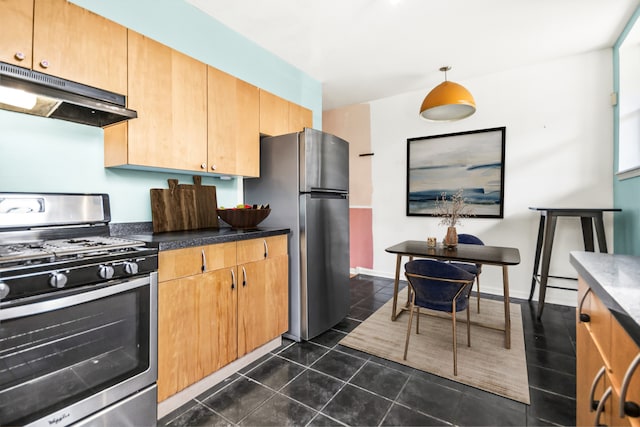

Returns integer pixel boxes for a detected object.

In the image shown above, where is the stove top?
[0,236,146,264]
[0,192,158,303]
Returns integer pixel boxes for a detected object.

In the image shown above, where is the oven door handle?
[0,276,152,320]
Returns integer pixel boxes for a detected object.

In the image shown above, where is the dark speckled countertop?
[570,251,640,347]
[110,222,290,251]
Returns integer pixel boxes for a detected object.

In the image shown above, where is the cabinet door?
[237,235,288,265]
[203,241,237,271]
[198,267,238,377]
[259,89,289,136]
[157,276,199,401]
[577,321,611,427]
[33,0,127,94]
[237,254,288,356]
[126,30,207,171]
[158,246,205,283]
[0,0,33,67]
[289,102,313,132]
[611,317,640,426]
[578,278,611,359]
[208,67,260,177]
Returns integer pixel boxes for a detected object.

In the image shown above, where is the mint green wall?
[0,0,321,224]
[613,6,640,255]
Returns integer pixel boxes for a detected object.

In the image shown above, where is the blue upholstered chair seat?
[415,298,468,313]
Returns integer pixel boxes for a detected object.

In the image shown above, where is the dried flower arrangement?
[435,189,474,227]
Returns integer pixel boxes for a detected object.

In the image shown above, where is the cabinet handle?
[231,268,236,289]
[619,353,640,418]
[39,59,49,69]
[242,266,247,287]
[579,287,592,323]
[263,239,268,258]
[201,249,207,272]
[211,164,216,171]
[594,386,612,427]
[200,163,206,169]
[14,52,25,61]
[589,366,607,412]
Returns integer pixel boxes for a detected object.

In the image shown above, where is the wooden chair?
[403,259,475,376]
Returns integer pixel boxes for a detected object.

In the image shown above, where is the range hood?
[0,61,137,127]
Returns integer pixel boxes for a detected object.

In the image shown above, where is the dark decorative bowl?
[217,208,271,229]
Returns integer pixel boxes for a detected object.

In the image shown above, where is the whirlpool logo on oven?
[48,412,70,425]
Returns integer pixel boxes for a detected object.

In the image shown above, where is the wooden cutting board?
[179,175,218,229]
[150,179,198,233]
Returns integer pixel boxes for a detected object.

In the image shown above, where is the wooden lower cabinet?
[577,277,640,427]
[238,252,288,357]
[157,236,288,402]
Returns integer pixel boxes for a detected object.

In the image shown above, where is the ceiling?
[185,0,640,110]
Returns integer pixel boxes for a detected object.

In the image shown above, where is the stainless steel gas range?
[0,192,158,427]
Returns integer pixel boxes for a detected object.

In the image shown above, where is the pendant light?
[419,66,476,121]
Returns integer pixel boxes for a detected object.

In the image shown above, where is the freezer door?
[299,192,350,340]
[300,129,349,193]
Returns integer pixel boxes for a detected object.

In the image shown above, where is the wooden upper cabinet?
[32,0,127,94]
[259,89,313,136]
[289,101,313,133]
[259,89,290,136]
[208,66,260,177]
[114,30,207,171]
[0,0,34,67]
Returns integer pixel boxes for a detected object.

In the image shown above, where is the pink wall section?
[349,207,373,269]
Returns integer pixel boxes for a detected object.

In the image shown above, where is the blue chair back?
[404,260,475,313]
[458,234,484,245]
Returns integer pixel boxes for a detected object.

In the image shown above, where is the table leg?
[593,213,608,253]
[537,214,557,320]
[502,265,511,349]
[529,215,546,300]
[580,216,595,252]
[391,254,402,321]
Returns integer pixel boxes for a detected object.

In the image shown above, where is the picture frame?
[406,127,506,218]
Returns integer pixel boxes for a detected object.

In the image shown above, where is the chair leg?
[403,302,415,360]
[476,274,481,313]
[466,301,471,347]
[452,301,458,376]
[416,306,420,334]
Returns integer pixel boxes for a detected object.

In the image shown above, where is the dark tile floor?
[159,274,576,426]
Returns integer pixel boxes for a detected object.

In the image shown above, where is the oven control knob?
[124,261,139,275]
[0,281,9,299]
[49,272,68,288]
[98,265,115,280]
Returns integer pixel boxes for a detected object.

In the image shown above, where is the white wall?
[365,49,614,306]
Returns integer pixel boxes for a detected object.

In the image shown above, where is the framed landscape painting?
[406,127,506,218]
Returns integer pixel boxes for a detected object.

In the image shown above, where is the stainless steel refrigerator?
[244,128,350,341]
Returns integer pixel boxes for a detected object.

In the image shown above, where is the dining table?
[385,240,521,349]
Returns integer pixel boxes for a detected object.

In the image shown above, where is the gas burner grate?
[43,236,145,256]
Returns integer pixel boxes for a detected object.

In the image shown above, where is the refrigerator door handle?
[308,188,348,195]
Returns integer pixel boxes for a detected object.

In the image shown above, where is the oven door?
[0,273,157,427]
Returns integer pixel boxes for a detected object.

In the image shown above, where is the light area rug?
[339,289,530,404]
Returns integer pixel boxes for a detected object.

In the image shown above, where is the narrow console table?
[528,207,621,320]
